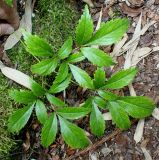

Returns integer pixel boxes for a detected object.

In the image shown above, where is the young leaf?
[67,52,85,63]
[59,116,90,148]
[57,107,91,119]
[69,64,94,89]
[104,68,137,89]
[30,80,46,96]
[98,90,118,101]
[22,31,53,57]
[90,103,105,137]
[31,58,58,76]
[76,5,93,45]
[54,62,68,84]
[46,93,66,107]
[35,100,48,124]
[93,67,105,88]
[108,101,131,130]
[117,96,155,118]
[86,18,129,46]
[41,113,57,147]
[8,104,34,133]
[9,90,37,104]
[58,37,73,59]
[81,47,114,67]
[93,96,107,109]
[49,74,72,93]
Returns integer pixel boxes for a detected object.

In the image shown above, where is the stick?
[66,128,121,160]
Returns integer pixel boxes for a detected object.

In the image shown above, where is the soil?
[7,0,159,159]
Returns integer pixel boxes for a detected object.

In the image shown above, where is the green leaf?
[8,104,34,133]
[94,96,107,109]
[57,107,91,119]
[93,67,105,88]
[98,90,118,101]
[41,113,57,147]
[54,62,68,84]
[117,96,155,118]
[35,100,48,124]
[87,18,129,46]
[104,68,137,89]
[108,101,131,130]
[5,0,13,6]
[58,37,73,59]
[67,52,85,63]
[69,64,94,89]
[22,31,53,57]
[30,80,46,96]
[81,47,114,67]
[59,116,90,148]
[31,58,58,76]
[76,5,93,45]
[90,103,105,137]
[49,74,72,93]
[9,89,37,104]
[46,93,66,107]
[81,97,93,108]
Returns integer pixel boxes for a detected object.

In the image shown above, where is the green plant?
[5,0,13,6]
[8,6,155,149]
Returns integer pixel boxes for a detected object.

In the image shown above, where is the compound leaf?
[81,47,114,67]
[76,5,93,45]
[46,93,66,107]
[31,58,58,76]
[93,67,105,88]
[23,31,53,57]
[41,113,57,147]
[54,62,68,84]
[9,89,37,104]
[69,64,94,89]
[104,68,137,89]
[35,100,48,124]
[49,74,72,93]
[59,116,90,148]
[58,37,73,59]
[8,104,34,133]
[90,103,105,137]
[87,18,129,46]
[117,96,155,118]
[109,101,131,130]
[67,52,85,63]
[57,107,91,119]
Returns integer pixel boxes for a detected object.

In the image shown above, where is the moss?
[0,0,79,156]
[0,75,16,157]
[34,0,79,51]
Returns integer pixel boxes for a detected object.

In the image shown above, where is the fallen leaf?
[82,0,94,7]
[103,112,112,121]
[120,3,142,17]
[152,108,159,120]
[4,0,32,50]
[134,119,145,143]
[128,0,144,7]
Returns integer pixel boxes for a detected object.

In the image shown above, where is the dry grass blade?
[82,0,94,7]
[0,61,31,89]
[103,112,112,120]
[134,119,145,143]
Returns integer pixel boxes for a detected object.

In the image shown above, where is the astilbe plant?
[8,6,155,148]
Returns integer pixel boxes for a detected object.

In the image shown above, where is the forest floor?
[0,0,159,159]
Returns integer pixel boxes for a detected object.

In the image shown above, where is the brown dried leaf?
[128,0,144,7]
[120,3,142,17]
